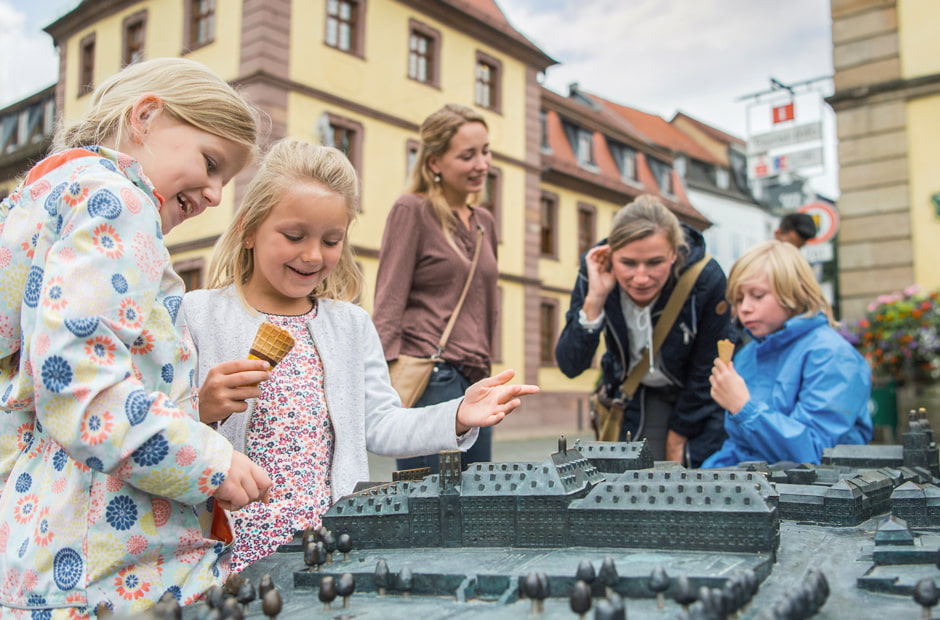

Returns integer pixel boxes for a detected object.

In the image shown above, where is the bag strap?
[436,224,485,354]
[620,253,712,400]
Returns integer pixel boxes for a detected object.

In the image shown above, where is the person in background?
[555,195,733,467]
[182,138,537,572]
[774,212,817,249]
[0,58,271,616]
[373,104,500,473]
[702,240,872,468]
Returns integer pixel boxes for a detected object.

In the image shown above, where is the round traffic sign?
[798,201,839,244]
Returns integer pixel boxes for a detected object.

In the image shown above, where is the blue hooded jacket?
[702,312,873,467]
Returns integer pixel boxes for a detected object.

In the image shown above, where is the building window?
[561,119,595,169]
[540,110,551,153]
[405,138,420,179]
[320,113,363,205]
[79,33,95,96]
[325,0,365,56]
[407,19,440,87]
[184,0,215,50]
[174,259,204,291]
[478,167,501,237]
[648,157,673,194]
[122,11,147,66]
[539,192,558,258]
[577,202,596,259]
[474,50,501,113]
[608,140,637,182]
[539,300,559,365]
[716,167,730,190]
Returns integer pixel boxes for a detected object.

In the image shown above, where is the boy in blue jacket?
[703,240,872,467]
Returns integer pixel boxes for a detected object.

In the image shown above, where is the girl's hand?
[709,359,750,414]
[199,360,270,424]
[213,451,272,511]
[454,369,540,435]
[583,245,617,320]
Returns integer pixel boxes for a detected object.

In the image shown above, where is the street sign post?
[798,201,840,244]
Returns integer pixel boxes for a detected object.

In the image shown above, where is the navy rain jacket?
[555,224,734,466]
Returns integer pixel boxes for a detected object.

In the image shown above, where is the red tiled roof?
[444,0,555,63]
[590,93,723,165]
[541,104,711,230]
[671,111,746,147]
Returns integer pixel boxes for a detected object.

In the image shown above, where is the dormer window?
[716,167,730,190]
[561,119,595,169]
[608,139,637,182]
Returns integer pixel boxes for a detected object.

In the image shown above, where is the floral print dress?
[229,309,334,573]
[0,148,234,618]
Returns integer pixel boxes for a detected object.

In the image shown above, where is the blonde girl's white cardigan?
[181,285,476,501]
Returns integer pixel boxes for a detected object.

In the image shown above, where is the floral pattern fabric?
[0,147,234,616]
[229,310,334,573]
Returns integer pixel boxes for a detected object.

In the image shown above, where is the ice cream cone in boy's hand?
[245,322,294,386]
[717,339,734,364]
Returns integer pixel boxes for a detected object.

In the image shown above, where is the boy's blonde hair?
[208,138,362,302]
[406,103,488,247]
[608,194,688,277]
[727,240,835,326]
[54,57,259,158]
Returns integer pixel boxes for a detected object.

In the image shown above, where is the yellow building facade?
[829,0,940,318]
[0,0,701,433]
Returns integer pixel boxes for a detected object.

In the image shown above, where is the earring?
[433,173,441,184]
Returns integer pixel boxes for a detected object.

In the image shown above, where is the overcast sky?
[0,0,838,196]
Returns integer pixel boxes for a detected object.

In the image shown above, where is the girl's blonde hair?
[406,103,488,245]
[208,138,362,302]
[727,240,835,326]
[608,194,688,277]
[54,57,259,158]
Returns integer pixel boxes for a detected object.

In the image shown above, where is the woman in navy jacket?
[555,196,733,467]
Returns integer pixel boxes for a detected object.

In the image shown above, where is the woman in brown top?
[374,103,499,473]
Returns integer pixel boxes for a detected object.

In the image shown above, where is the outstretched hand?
[709,359,750,415]
[199,359,271,424]
[454,369,540,435]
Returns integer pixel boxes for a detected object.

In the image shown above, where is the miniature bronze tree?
[914,577,939,619]
[523,572,543,615]
[337,532,353,561]
[569,579,592,619]
[301,526,317,548]
[204,584,225,611]
[261,588,282,620]
[322,529,337,564]
[258,574,275,599]
[575,559,596,587]
[674,574,697,611]
[648,565,669,609]
[236,578,256,611]
[220,597,244,620]
[337,572,356,609]
[224,573,244,598]
[398,566,414,599]
[374,559,390,596]
[318,575,337,611]
[598,557,618,598]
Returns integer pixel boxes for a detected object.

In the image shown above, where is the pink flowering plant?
[840,285,940,382]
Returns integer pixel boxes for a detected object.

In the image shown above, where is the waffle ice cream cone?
[248,322,295,368]
[717,338,734,363]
